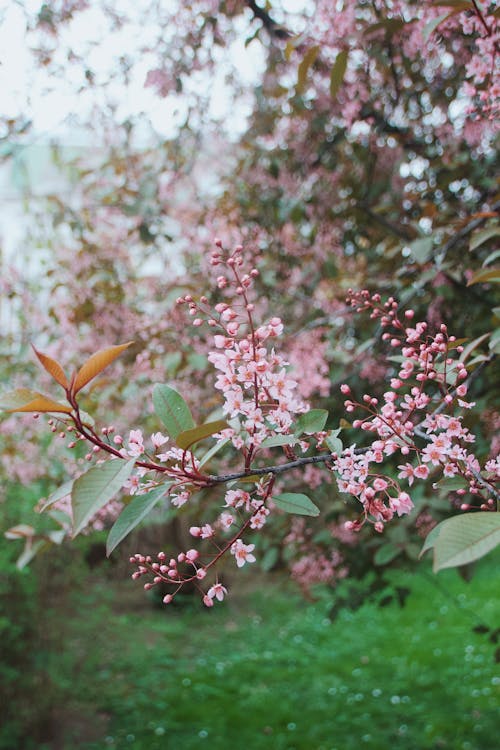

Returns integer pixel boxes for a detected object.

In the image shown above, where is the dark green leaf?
[198,437,230,467]
[273,492,320,517]
[72,458,136,537]
[325,430,343,454]
[408,237,433,264]
[294,409,329,435]
[260,434,298,448]
[435,476,468,492]
[176,419,229,450]
[374,543,402,566]
[106,486,168,556]
[152,384,195,440]
[470,226,500,252]
[38,481,74,512]
[261,546,279,572]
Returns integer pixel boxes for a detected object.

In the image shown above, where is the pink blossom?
[127,429,145,457]
[230,539,256,568]
[207,583,228,602]
[219,512,234,529]
[391,492,414,517]
[151,432,168,449]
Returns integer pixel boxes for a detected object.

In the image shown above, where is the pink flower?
[207,583,228,601]
[127,429,145,457]
[151,432,168,449]
[219,512,234,530]
[171,491,190,508]
[250,507,269,529]
[414,464,429,481]
[391,492,414,517]
[230,539,256,568]
[224,489,251,509]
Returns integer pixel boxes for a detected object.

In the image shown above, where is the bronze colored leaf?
[32,345,69,389]
[7,395,73,414]
[72,341,133,394]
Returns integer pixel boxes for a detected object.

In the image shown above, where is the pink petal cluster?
[230,539,256,568]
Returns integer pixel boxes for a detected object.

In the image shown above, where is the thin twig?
[245,0,291,40]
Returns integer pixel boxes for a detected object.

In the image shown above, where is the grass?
[28,553,500,750]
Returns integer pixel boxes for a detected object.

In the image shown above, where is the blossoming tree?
[1,0,499,604]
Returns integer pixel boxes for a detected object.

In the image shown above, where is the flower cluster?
[178,243,308,452]
[8,246,498,609]
[330,291,498,529]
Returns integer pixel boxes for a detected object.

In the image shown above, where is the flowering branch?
[2,242,499,606]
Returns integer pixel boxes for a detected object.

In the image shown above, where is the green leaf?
[260,434,298,448]
[294,409,329,435]
[176,419,229,451]
[296,45,320,94]
[273,492,320,517]
[420,522,444,558]
[17,539,48,570]
[482,249,500,268]
[38,481,74,512]
[163,351,183,375]
[325,430,343,454]
[329,49,348,99]
[405,542,422,561]
[467,268,500,286]
[260,546,279,572]
[408,237,433,264]
[469,227,500,252]
[374,543,402,566]
[72,458,136,537]
[106,486,168,556]
[198,437,230,468]
[435,476,468,492]
[489,328,500,354]
[459,332,491,362]
[152,384,195,441]
[422,513,500,571]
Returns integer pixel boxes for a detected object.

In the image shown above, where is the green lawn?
[27,555,500,750]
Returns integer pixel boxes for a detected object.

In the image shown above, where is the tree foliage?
[1,0,498,604]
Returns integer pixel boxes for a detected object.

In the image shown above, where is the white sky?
[0,0,311,272]
[0,0,311,145]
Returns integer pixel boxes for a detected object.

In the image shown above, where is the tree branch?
[207,451,333,484]
[245,0,291,40]
[440,200,500,259]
